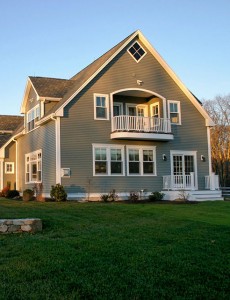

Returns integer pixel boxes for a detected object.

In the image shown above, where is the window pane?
[95,148,106,161]
[96,97,101,106]
[111,149,121,161]
[95,161,107,174]
[143,162,154,174]
[111,162,122,174]
[143,150,153,161]
[96,107,106,118]
[170,113,179,123]
[129,162,140,174]
[129,149,139,161]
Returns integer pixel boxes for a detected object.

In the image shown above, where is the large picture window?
[127,146,156,176]
[25,150,42,183]
[94,94,109,120]
[93,144,124,176]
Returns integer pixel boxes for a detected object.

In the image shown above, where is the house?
[0,115,23,189]
[0,30,223,200]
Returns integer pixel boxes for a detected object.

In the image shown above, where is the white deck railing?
[163,173,195,190]
[205,173,219,190]
[112,116,171,133]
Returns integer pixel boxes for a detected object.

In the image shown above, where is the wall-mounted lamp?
[162,154,167,161]
[201,155,205,162]
[137,80,143,86]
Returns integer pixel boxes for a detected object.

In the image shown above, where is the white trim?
[168,100,181,125]
[110,131,173,141]
[92,144,125,176]
[207,127,212,176]
[20,78,39,114]
[127,40,147,63]
[126,145,156,176]
[170,150,198,189]
[93,93,110,120]
[55,117,61,184]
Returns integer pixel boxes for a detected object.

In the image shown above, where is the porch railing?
[112,116,171,133]
[163,173,195,190]
[205,173,220,190]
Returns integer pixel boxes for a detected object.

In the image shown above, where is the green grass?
[0,199,229,299]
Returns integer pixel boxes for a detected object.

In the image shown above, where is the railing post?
[190,172,195,190]
[210,172,215,190]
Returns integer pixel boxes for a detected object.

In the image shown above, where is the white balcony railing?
[112,116,171,133]
[205,173,220,190]
[163,173,195,190]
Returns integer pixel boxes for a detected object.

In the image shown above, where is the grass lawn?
[0,199,229,299]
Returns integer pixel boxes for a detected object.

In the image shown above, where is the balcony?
[111,116,173,141]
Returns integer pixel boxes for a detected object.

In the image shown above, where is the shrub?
[23,189,34,201]
[50,184,67,202]
[129,191,139,202]
[149,191,165,202]
[1,186,10,197]
[100,190,118,202]
[6,190,20,199]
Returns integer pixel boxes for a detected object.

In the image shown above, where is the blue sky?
[1,0,229,115]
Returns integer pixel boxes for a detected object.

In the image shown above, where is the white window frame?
[150,102,160,118]
[27,104,40,131]
[25,150,42,183]
[126,146,156,176]
[126,103,148,117]
[127,41,147,63]
[93,144,125,176]
[5,162,14,174]
[94,94,109,120]
[168,100,181,125]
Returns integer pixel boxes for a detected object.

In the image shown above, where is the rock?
[0,224,8,233]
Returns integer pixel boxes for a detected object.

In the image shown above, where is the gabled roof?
[29,77,75,98]
[0,115,23,147]
[25,30,214,126]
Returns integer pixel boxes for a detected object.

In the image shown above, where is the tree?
[203,95,230,186]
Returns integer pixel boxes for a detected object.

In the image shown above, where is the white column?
[55,117,61,184]
[0,159,3,190]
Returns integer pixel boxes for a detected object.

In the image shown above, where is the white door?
[172,154,195,189]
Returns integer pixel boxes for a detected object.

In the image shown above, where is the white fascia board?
[138,32,214,126]
[20,78,40,114]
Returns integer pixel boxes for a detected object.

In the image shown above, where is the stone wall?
[0,218,42,233]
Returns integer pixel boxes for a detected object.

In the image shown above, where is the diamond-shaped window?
[128,42,146,62]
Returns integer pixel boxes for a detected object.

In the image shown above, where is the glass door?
[173,154,195,189]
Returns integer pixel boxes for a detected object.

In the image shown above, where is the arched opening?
[110,88,172,140]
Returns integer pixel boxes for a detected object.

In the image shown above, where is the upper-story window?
[168,100,181,125]
[128,42,146,62]
[5,162,14,174]
[94,94,109,120]
[27,105,40,131]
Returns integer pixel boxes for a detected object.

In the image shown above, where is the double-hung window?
[5,162,14,174]
[25,150,42,183]
[94,94,109,120]
[93,144,124,176]
[168,100,181,125]
[127,146,156,176]
[27,105,40,131]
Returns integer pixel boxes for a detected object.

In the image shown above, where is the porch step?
[189,190,223,201]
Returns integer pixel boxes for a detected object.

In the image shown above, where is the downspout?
[51,114,61,184]
[12,138,18,190]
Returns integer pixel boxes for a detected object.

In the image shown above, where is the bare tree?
[203,95,230,186]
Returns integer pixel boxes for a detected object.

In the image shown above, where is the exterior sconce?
[162,154,167,161]
[137,80,143,85]
[201,155,205,162]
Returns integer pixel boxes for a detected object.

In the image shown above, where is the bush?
[1,186,10,197]
[149,191,165,202]
[23,189,34,201]
[50,184,67,202]
[129,191,139,202]
[100,190,118,202]
[6,190,20,199]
